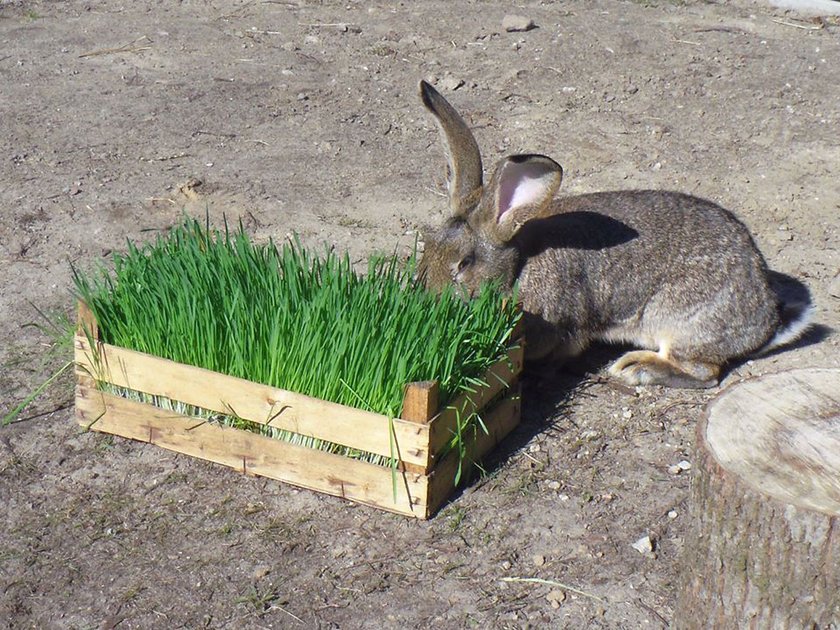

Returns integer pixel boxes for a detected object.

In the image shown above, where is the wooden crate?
[73,303,523,518]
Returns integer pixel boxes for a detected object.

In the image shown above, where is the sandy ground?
[1,0,839,628]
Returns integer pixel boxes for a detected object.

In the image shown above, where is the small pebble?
[252,565,271,580]
[502,14,536,32]
[668,510,678,519]
[632,535,654,554]
[668,464,682,475]
[501,560,512,570]
[546,589,566,608]
[439,76,464,91]
[546,480,561,490]
[677,460,692,471]
[533,554,546,567]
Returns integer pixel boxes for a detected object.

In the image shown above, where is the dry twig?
[772,18,823,30]
[79,36,152,58]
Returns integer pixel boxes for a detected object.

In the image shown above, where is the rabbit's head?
[417,81,563,295]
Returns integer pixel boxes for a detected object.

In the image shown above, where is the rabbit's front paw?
[609,351,719,389]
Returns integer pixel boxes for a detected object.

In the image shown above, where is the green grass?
[72,217,520,469]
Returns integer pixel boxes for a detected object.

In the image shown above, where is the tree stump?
[677,368,840,629]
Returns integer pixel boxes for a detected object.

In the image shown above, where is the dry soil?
[1,1,839,628]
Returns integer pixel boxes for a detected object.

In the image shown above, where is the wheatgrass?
[73,218,520,468]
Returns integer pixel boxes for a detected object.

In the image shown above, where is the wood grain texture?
[401,380,440,424]
[75,335,431,468]
[677,368,840,629]
[76,383,429,517]
[428,342,524,457]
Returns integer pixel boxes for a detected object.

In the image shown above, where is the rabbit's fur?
[417,80,813,388]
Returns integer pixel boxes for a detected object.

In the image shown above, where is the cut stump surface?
[677,368,840,629]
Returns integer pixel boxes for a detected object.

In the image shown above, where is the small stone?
[529,443,542,453]
[622,409,633,419]
[501,560,512,570]
[668,510,678,519]
[439,76,464,92]
[668,464,682,475]
[546,589,566,608]
[532,554,546,567]
[503,14,536,32]
[677,460,692,471]
[252,565,271,580]
[632,535,654,554]
[546,480,561,490]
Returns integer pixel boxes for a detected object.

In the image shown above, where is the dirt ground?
[1,0,839,628]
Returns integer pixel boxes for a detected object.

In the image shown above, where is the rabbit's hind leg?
[608,350,720,389]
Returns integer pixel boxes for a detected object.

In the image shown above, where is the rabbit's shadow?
[444,361,590,506]
[515,211,639,256]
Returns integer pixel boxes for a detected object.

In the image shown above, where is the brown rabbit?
[417,80,813,388]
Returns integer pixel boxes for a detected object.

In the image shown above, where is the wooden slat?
[426,387,522,517]
[75,335,430,468]
[75,384,430,517]
[428,343,524,458]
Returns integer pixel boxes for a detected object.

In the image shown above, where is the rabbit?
[416,80,813,388]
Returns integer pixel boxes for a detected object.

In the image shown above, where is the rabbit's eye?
[457,254,474,273]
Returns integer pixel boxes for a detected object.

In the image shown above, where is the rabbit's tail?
[757,300,815,355]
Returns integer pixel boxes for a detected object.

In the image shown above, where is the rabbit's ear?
[420,80,484,218]
[489,154,563,242]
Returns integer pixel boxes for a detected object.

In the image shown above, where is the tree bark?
[677,368,840,630]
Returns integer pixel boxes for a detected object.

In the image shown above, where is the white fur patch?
[508,177,547,211]
[761,303,815,353]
